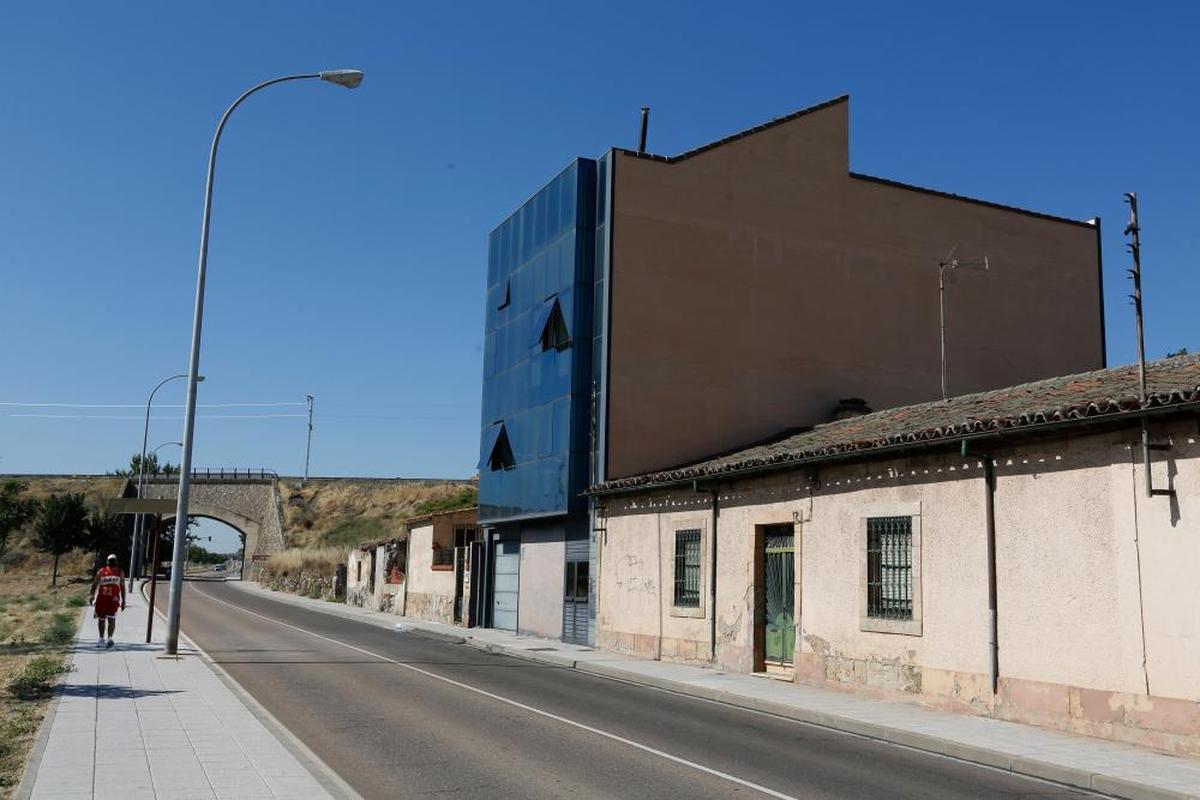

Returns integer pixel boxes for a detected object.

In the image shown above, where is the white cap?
[106,553,118,562]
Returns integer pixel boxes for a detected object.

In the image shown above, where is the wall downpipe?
[694,479,719,664]
[963,440,1000,695]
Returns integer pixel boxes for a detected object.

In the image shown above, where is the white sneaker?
[96,638,104,648]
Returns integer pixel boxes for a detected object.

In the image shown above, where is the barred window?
[866,516,913,620]
[673,529,702,608]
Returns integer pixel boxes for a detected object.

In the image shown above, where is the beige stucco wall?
[404,509,477,625]
[406,521,456,623]
[605,97,1104,480]
[518,528,565,639]
[596,418,1199,748]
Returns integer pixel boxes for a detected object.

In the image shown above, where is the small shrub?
[43,612,76,645]
[66,594,87,608]
[7,656,69,699]
[30,598,50,612]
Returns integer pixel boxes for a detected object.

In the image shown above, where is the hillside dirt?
[278,479,476,549]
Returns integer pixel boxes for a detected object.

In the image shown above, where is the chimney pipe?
[638,106,649,154]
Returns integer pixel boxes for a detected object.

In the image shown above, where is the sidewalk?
[237,581,1200,800]
[17,587,354,800]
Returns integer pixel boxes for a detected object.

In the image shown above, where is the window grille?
[673,529,702,608]
[431,546,454,568]
[866,516,913,620]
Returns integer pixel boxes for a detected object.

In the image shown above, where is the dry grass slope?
[278,478,476,549]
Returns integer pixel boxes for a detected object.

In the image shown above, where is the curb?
[140,582,363,800]
[228,584,1197,800]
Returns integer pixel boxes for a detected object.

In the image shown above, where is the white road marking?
[190,584,800,800]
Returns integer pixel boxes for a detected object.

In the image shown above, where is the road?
[167,580,1095,800]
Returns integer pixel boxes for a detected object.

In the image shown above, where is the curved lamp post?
[164,70,364,655]
[129,375,203,590]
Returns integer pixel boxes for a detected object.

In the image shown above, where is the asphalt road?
[167,580,1097,800]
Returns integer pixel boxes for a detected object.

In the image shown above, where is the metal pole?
[938,264,948,401]
[146,515,161,644]
[164,70,363,654]
[303,394,314,484]
[129,374,188,592]
[165,73,326,655]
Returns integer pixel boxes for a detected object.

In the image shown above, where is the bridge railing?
[143,468,278,482]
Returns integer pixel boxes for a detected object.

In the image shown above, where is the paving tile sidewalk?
[17,587,353,800]
[237,580,1200,800]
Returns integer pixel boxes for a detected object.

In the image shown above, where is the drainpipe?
[694,479,719,664]
[962,441,999,695]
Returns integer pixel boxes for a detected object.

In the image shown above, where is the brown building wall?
[605,97,1104,480]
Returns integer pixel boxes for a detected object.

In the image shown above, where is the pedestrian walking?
[89,554,126,649]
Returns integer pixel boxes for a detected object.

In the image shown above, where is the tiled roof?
[589,354,1200,495]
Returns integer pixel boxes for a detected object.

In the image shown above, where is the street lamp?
[128,375,204,590]
[164,70,365,656]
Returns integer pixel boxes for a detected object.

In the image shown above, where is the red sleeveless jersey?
[96,565,123,599]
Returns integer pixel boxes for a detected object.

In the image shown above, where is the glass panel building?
[479,160,597,523]
[477,159,598,645]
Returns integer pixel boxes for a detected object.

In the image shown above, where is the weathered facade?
[403,508,479,626]
[591,356,1200,754]
[346,536,405,613]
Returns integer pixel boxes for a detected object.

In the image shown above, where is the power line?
[0,401,307,409]
[3,413,308,420]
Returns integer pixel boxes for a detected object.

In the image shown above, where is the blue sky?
[2,1,1198,486]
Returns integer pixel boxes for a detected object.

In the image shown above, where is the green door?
[763,527,795,665]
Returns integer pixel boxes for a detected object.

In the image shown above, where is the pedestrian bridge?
[122,469,284,561]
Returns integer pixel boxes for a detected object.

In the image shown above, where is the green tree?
[33,493,89,585]
[0,479,40,561]
[85,511,129,572]
[113,452,178,478]
[1166,347,1189,358]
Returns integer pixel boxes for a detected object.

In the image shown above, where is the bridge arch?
[126,476,284,563]
[163,506,259,561]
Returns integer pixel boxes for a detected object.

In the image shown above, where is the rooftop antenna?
[1125,192,1174,499]
[938,245,989,400]
[638,106,649,154]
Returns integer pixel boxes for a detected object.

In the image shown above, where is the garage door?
[491,539,520,631]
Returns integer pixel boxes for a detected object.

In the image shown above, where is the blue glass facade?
[478,160,597,523]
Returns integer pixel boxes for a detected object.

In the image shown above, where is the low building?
[589,355,1200,754]
[403,508,480,626]
[346,536,406,613]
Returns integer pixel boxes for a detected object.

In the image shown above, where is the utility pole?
[304,394,314,484]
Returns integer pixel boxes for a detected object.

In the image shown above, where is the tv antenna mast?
[938,245,990,400]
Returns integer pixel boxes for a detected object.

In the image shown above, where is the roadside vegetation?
[0,571,88,797]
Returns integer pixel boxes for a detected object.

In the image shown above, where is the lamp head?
[319,69,364,89]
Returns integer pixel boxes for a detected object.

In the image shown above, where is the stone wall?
[405,592,454,625]
[258,566,337,601]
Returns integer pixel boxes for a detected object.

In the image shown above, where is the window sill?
[860,617,922,636]
[670,605,705,619]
